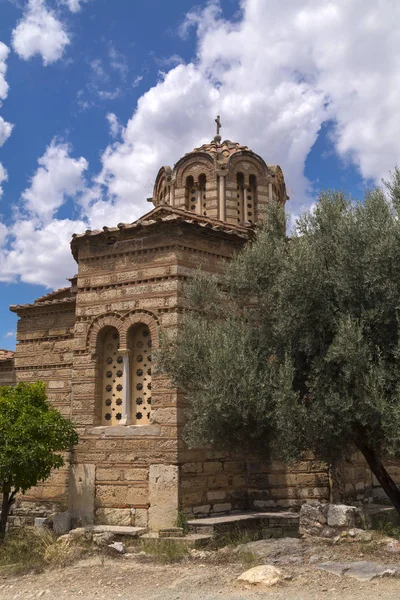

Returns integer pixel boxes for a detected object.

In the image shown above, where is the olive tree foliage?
[158,168,400,513]
[0,382,78,539]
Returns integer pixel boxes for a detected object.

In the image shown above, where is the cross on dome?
[214,114,222,143]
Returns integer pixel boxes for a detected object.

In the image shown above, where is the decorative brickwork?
[4,134,393,531]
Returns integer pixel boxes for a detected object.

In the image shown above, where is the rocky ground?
[3,533,400,600]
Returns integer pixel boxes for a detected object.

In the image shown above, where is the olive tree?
[158,169,400,514]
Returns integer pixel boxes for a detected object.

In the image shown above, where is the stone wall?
[0,357,16,386]
[179,451,331,517]
[10,299,76,516]
[68,219,247,529]
[336,451,400,505]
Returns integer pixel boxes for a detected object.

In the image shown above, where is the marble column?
[119,349,131,425]
[219,174,226,221]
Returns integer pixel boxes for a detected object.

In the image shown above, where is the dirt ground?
[3,541,400,600]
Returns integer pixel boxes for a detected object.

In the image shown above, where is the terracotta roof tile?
[71,205,252,243]
[10,297,76,313]
[0,349,14,362]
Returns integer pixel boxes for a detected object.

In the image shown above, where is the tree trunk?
[0,485,10,541]
[355,441,400,515]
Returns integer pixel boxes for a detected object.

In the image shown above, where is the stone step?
[83,525,148,537]
[187,510,299,539]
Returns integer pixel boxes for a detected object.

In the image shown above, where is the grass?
[374,521,400,539]
[214,523,262,548]
[0,527,82,575]
[138,538,190,563]
[176,510,189,535]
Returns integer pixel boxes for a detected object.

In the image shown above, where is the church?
[0,123,383,530]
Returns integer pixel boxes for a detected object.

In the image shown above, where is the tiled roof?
[70,205,253,244]
[189,139,249,163]
[10,296,76,313]
[0,349,14,362]
[34,287,71,303]
[10,282,77,313]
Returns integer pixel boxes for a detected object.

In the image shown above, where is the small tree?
[0,381,78,539]
[158,169,400,514]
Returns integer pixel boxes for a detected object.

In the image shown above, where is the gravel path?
[2,554,400,600]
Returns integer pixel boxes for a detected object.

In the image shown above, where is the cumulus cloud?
[0,117,13,148]
[0,217,86,287]
[0,221,7,246]
[4,0,400,288]
[0,42,10,102]
[21,140,88,222]
[0,142,88,287]
[0,163,7,198]
[12,0,70,65]
[94,0,400,218]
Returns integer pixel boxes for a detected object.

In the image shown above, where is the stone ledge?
[187,510,299,527]
[83,525,147,537]
[86,425,161,437]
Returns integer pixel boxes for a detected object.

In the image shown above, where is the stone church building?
[0,129,389,530]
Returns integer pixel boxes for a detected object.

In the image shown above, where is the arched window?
[128,324,152,425]
[236,172,245,223]
[199,173,207,216]
[185,176,195,211]
[101,328,124,425]
[247,175,257,223]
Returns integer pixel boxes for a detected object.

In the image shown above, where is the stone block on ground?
[108,541,126,554]
[327,504,358,528]
[52,510,71,535]
[316,561,400,582]
[34,518,47,528]
[92,532,115,546]
[237,565,283,586]
[300,501,362,538]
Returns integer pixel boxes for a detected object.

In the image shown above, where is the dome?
[151,131,287,226]
[188,139,250,169]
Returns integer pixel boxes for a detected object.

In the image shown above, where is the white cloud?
[98,88,121,101]
[107,113,121,139]
[0,141,88,287]
[108,45,128,80]
[0,42,10,102]
[61,0,88,13]
[21,140,88,222]
[0,221,7,246]
[90,58,108,80]
[4,331,15,338]
[4,0,400,289]
[132,75,143,88]
[0,217,85,287]
[95,0,400,218]
[12,0,70,65]
[0,117,13,148]
[0,163,7,198]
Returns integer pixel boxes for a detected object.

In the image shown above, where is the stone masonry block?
[148,464,179,531]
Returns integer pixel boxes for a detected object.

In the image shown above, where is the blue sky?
[0,0,398,349]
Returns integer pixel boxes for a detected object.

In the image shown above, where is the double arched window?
[236,172,257,224]
[185,174,207,215]
[99,324,152,426]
